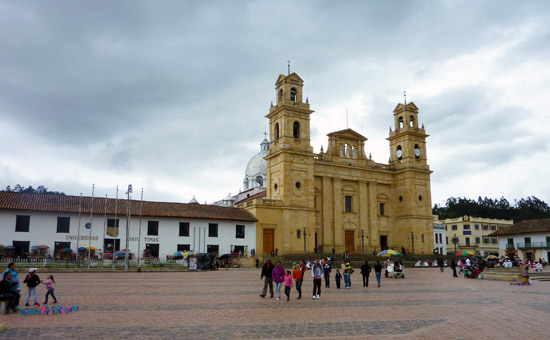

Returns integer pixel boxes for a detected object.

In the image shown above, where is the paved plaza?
[1,267,549,339]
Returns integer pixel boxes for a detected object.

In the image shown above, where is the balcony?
[505,244,515,250]
[517,242,549,249]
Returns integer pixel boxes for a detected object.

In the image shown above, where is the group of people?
[259,258,385,301]
[0,263,57,315]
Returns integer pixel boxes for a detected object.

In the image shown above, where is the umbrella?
[486,255,497,260]
[377,249,402,257]
[457,250,475,256]
[219,253,236,260]
[31,246,39,250]
[58,248,73,252]
[86,246,98,251]
[78,247,86,251]
[37,245,49,249]
[174,251,184,258]
[114,251,128,256]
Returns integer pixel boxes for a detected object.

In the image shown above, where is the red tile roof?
[237,190,267,204]
[489,218,550,236]
[0,192,257,222]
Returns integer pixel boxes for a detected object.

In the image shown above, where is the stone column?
[358,181,368,253]
[322,176,333,249]
[333,178,343,250]
[367,181,378,248]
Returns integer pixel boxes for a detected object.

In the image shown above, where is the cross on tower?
[287,60,291,75]
[404,91,407,105]
[263,131,267,139]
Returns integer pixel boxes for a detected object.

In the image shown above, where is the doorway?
[104,239,121,253]
[345,231,355,254]
[145,243,159,258]
[380,235,388,250]
[263,229,274,255]
[13,241,30,257]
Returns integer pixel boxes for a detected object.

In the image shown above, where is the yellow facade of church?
[239,73,434,255]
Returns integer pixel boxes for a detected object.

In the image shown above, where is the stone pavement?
[1,267,549,339]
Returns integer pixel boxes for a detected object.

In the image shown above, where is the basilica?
[236,72,434,256]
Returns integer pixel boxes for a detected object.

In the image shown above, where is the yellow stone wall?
[241,73,434,255]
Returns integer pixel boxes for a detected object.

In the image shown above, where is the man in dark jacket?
[323,259,331,288]
[0,272,17,314]
[374,261,383,287]
[360,261,372,287]
[260,259,274,298]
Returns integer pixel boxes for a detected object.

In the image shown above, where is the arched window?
[399,116,404,129]
[255,176,263,187]
[409,115,414,127]
[293,121,300,139]
[275,123,280,140]
[290,87,297,102]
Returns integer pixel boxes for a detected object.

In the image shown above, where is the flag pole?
[101,194,107,271]
[88,184,95,270]
[113,186,118,271]
[76,193,82,269]
[137,188,143,269]
[124,184,132,271]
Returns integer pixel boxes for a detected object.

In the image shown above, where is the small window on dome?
[255,176,263,187]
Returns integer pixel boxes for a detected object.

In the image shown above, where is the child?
[284,270,294,302]
[23,268,40,306]
[41,275,57,304]
[343,269,351,289]
[335,269,342,289]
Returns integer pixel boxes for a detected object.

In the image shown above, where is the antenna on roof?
[404,91,407,105]
[287,60,291,75]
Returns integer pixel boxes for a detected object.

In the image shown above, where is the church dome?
[243,138,269,190]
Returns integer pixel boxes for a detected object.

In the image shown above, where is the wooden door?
[345,231,355,254]
[263,229,275,255]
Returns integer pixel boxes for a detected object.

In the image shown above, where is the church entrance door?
[345,231,355,254]
[263,229,274,256]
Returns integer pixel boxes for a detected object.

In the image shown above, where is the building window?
[446,236,448,245]
[290,87,297,102]
[15,215,30,232]
[465,237,470,246]
[474,224,479,230]
[107,219,119,237]
[491,238,497,244]
[475,237,480,244]
[275,123,280,140]
[451,225,457,231]
[209,223,218,237]
[177,244,190,251]
[236,225,245,238]
[345,196,352,212]
[148,221,159,236]
[297,229,301,239]
[483,237,489,244]
[56,217,70,233]
[463,224,470,230]
[179,222,190,237]
[491,225,496,231]
[498,226,503,230]
[293,121,300,138]
[439,234,443,243]
[379,203,385,216]
[422,234,425,243]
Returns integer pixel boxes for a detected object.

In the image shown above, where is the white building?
[433,221,447,255]
[491,218,550,262]
[0,192,257,259]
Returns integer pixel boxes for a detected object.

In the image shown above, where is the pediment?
[275,72,304,86]
[327,128,367,141]
[393,102,418,112]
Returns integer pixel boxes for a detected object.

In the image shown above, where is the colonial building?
[433,216,447,255]
[438,215,513,255]
[0,192,257,259]
[490,218,550,262]
[238,72,434,255]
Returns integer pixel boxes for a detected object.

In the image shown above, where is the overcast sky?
[1,0,549,207]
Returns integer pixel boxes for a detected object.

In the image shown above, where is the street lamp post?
[411,231,415,259]
[124,184,132,271]
[303,227,307,255]
[359,230,365,255]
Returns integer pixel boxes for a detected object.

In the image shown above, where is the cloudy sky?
[1,0,549,207]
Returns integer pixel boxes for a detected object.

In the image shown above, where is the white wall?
[0,210,256,258]
[497,232,549,261]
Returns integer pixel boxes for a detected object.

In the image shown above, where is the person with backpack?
[292,263,303,299]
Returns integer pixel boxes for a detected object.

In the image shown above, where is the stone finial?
[306,97,309,104]
[320,145,324,153]
[389,126,392,132]
[271,101,273,108]
[369,153,372,159]
[422,123,425,129]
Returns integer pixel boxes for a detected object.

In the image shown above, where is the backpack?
[292,268,302,280]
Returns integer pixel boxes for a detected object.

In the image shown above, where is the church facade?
[238,72,434,256]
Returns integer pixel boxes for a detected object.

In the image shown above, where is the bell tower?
[387,102,429,170]
[265,72,315,209]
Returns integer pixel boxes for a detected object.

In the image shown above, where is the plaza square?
[1,267,549,339]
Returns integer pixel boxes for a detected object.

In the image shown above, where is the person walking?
[335,269,342,289]
[23,268,40,307]
[451,259,458,277]
[437,257,444,272]
[41,275,57,304]
[284,270,294,302]
[311,258,323,299]
[259,259,275,298]
[323,259,331,288]
[360,261,371,287]
[374,261,383,287]
[3,263,20,310]
[272,261,285,301]
[292,263,303,299]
